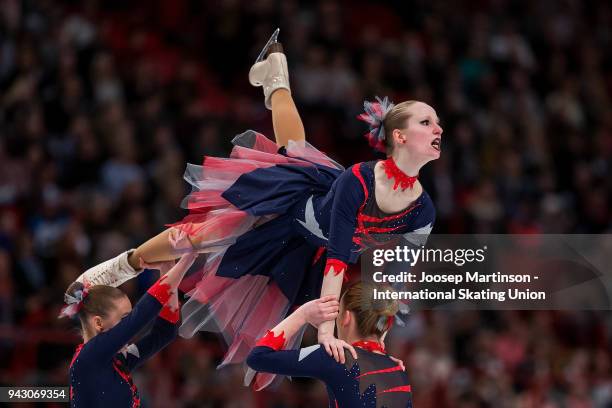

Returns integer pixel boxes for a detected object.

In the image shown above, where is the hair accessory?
[375,314,396,332]
[357,96,395,153]
[59,286,90,318]
[377,290,410,330]
[387,315,395,329]
[393,300,410,327]
[382,157,418,190]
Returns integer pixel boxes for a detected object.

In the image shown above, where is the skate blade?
[255,28,280,63]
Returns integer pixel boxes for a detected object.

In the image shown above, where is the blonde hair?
[382,100,417,155]
[341,282,399,338]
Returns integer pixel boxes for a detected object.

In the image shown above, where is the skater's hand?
[388,355,406,371]
[165,290,180,311]
[379,336,405,371]
[298,296,339,328]
[318,332,357,364]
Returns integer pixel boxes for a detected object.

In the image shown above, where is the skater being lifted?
[69,30,441,389]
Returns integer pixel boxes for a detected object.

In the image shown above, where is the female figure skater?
[247,282,412,407]
[71,37,441,387]
[63,254,195,407]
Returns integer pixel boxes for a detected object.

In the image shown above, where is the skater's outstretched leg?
[249,41,305,147]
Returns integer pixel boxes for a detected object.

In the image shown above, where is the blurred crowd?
[1,0,611,406]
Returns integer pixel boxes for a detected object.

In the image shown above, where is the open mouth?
[431,138,441,151]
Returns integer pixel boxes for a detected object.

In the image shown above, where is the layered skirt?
[170,130,343,389]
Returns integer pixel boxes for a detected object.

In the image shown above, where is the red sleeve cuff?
[159,303,180,323]
[255,330,286,351]
[147,275,172,305]
[324,259,349,282]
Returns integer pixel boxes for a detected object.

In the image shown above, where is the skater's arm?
[122,306,180,371]
[318,166,365,361]
[322,165,366,281]
[247,344,340,381]
[119,257,192,370]
[247,297,341,379]
[258,296,339,345]
[85,255,195,362]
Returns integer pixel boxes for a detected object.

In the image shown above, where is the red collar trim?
[352,340,386,354]
[382,158,418,190]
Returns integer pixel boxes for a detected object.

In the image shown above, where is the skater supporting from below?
[64,255,195,407]
[247,282,412,408]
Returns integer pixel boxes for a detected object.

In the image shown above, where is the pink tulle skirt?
[169,130,343,389]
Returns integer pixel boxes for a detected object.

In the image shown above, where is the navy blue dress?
[247,344,413,408]
[69,279,179,408]
[173,132,435,377]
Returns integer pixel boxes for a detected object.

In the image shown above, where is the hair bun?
[374,297,399,317]
[343,282,407,338]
